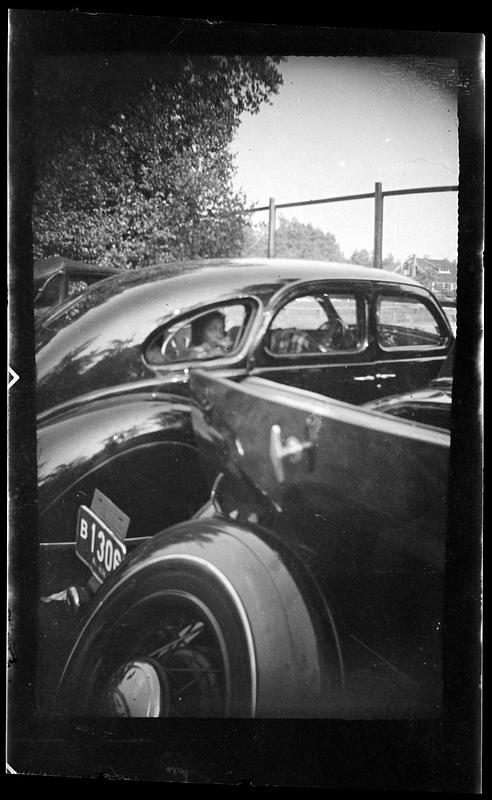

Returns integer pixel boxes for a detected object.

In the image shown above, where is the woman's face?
[202,317,225,345]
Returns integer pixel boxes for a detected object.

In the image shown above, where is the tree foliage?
[242,216,345,261]
[350,249,372,267]
[33,54,283,267]
[350,249,402,271]
[381,253,401,272]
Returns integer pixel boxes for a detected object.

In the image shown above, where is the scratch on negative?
[403,158,457,174]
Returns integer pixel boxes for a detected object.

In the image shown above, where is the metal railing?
[243,182,458,268]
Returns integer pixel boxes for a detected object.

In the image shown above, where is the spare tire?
[58,518,342,717]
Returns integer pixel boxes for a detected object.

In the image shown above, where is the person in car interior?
[185,310,235,359]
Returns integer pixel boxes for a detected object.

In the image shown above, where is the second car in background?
[34,257,121,320]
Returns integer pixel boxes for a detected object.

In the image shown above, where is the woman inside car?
[185,311,234,359]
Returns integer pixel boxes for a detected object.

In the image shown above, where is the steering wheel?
[161,328,192,360]
[317,317,347,351]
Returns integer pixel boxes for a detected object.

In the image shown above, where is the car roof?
[81,257,421,288]
[35,258,423,361]
[40,257,421,322]
[34,257,121,282]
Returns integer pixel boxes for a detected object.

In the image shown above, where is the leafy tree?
[242,216,345,261]
[382,253,401,272]
[350,249,372,267]
[241,222,269,257]
[33,54,283,268]
[350,249,402,271]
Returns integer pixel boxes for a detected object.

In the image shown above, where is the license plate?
[76,505,127,584]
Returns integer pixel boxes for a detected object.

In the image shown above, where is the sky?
[230,56,459,264]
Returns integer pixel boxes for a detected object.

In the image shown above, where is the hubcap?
[103,611,227,717]
[109,659,169,717]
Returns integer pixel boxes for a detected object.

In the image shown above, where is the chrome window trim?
[250,352,447,376]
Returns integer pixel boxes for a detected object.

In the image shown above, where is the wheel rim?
[97,591,231,717]
[107,659,169,717]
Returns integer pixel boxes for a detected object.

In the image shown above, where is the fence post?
[268,197,276,258]
[373,182,383,268]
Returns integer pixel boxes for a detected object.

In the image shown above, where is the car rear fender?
[38,394,210,543]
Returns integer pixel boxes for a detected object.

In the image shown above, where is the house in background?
[397,255,457,301]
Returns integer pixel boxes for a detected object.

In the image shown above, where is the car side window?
[377,295,450,350]
[145,303,251,366]
[266,291,365,356]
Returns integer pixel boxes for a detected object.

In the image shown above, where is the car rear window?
[376,295,450,350]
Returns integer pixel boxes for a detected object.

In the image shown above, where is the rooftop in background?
[392,255,457,304]
[393,256,457,282]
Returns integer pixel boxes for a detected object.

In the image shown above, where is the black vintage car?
[36,258,454,715]
[34,257,120,320]
[55,368,450,719]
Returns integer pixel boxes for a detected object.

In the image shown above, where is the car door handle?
[353,375,375,382]
[269,424,313,484]
[375,372,396,380]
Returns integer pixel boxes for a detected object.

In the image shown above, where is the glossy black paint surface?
[189,370,450,570]
[37,391,211,594]
[186,370,450,714]
[38,392,196,512]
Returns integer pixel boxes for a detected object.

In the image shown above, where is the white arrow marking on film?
[8,368,19,389]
